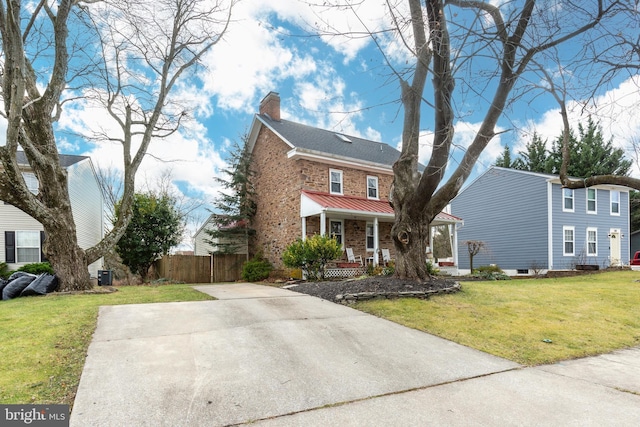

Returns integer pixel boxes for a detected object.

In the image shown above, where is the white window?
[587,188,597,214]
[610,191,620,215]
[22,172,39,195]
[587,228,597,256]
[366,223,374,250]
[562,188,574,212]
[367,176,378,199]
[17,231,40,263]
[329,169,343,195]
[563,226,575,256]
[329,220,343,246]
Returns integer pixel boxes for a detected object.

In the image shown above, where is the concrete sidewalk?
[70,283,640,426]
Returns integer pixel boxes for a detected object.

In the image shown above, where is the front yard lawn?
[0,284,214,406]
[354,270,640,365]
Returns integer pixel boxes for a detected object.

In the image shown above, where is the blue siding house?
[451,167,630,275]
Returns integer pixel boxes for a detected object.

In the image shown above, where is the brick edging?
[335,282,461,304]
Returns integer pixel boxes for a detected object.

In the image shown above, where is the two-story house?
[1,152,105,277]
[246,92,462,271]
[193,214,248,256]
[451,166,630,275]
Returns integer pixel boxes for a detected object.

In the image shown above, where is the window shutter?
[5,231,15,263]
[40,231,47,262]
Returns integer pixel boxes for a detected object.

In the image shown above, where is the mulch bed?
[286,275,460,303]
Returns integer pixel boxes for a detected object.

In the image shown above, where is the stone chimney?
[259,91,280,121]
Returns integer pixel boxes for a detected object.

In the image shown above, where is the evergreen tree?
[517,132,551,173]
[501,119,631,179]
[205,136,256,255]
[548,117,631,178]
[494,145,514,168]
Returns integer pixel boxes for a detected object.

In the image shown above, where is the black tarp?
[2,274,36,300]
[20,274,59,296]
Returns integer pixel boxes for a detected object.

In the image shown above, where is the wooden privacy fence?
[155,254,245,283]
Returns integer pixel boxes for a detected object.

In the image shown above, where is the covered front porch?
[300,190,463,277]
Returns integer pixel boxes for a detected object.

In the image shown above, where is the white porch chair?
[346,248,363,265]
[381,248,392,265]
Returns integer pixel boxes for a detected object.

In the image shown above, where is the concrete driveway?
[70,283,640,426]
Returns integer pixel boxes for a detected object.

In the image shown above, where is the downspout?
[373,217,379,266]
[547,181,554,270]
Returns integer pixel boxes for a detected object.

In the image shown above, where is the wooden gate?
[212,254,245,283]
[155,254,245,283]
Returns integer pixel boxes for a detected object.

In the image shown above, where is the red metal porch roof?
[300,190,463,223]
[302,190,394,214]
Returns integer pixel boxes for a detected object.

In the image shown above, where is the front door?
[609,229,621,266]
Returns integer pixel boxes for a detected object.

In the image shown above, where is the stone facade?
[250,125,396,269]
[250,127,301,265]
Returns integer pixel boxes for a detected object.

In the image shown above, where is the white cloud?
[201,3,318,113]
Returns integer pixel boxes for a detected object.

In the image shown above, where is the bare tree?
[463,240,485,273]
[312,0,637,281]
[0,0,234,290]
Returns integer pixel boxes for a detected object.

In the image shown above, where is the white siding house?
[193,214,248,256]
[1,153,105,277]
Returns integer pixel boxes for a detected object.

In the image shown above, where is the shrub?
[475,265,503,274]
[242,256,273,282]
[282,234,342,280]
[471,265,510,280]
[366,263,384,276]
[0,262,11,279]
[383,260,395,276]
[426,260,440,275]
[17,262,54,275]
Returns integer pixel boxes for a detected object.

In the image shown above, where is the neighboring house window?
[563,226,575,256]
[586,188,597,214]
[562,188,574,212]
[587,228,597,256]
[22,172,39,195]
[16,230,41,263]
[329,169,343,195]
[367,176,378,199]
[366,223,374,250]
[610,191,620,215]
[330,220,343,245]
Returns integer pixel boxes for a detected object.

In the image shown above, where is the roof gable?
[16,151,89,168]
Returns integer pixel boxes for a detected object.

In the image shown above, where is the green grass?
[0,284,214,405]
[354,270,640,366]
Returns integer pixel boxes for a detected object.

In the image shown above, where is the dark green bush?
[0,262,11,279]
[17,262,54,275]
[242,257,273,282]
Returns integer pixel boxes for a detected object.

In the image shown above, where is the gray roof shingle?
[258,114,401,167]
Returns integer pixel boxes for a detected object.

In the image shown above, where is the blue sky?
[13,1,640,249]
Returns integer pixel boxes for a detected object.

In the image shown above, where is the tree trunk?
[43,221,91,292]
[391,215,430,281]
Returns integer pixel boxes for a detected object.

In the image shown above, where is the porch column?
[320,211,326,236]
[426,225,433,261]
[301,217,306,240]
[452,224,459,272]
[373,217,379,266]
